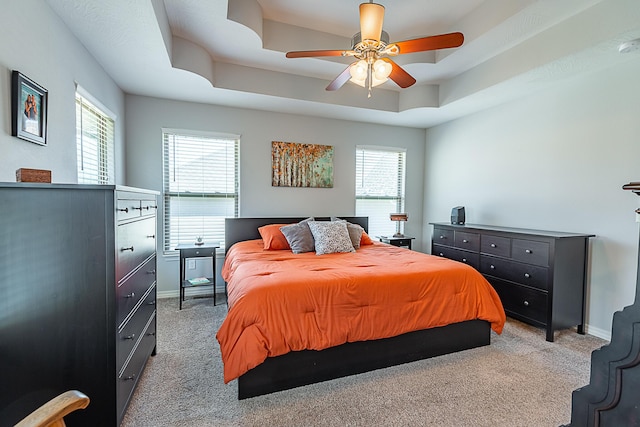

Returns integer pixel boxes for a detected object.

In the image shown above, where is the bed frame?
[224,217,491,399]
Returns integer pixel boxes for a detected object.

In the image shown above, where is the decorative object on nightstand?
[176,242,220,309]
[390,212,407,237]
[378,235,415,250]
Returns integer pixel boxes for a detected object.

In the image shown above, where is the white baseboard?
[585,324,611,341]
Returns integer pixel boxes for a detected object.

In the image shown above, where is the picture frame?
[271,141,334,188]
[11,70,48,146]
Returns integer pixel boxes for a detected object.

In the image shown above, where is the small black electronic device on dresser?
[451,206,465,225]
[0,183,158,426]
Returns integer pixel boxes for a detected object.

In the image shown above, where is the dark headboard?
[225,217,368,252]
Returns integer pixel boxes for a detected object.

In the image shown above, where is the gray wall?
[124,95,426,298]
[0,0,125,184]
[424,59,640,339]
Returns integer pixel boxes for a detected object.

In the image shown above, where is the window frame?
[355,145,407,237]
[162,129,240,255]
[75,87,115,185]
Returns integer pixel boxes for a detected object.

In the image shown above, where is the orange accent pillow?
[258,224,291,250]
[360,232,374,245]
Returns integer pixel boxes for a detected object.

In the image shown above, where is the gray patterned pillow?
[331,218,364,249]
[280,217,315,254]
[307,221,355,255]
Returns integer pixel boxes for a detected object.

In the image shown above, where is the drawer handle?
[125,292,135,299]
[462,239,468,243]
[147,270,156,275]
[147,234,156,239]
[523,300,530,307]
[123,375,136,381]
[121,246,134,252]
[117,207,129,213]
[147,300,156,306]
[525,249,532,254]
[123,334,136,340]
[132,206,143,211]
[439,252,444,256]
[146,331,156,336]
[439,235,446,239]
[490,243,496,248]
[524,273,531,279]
[490,265,495,269]
[462,258,467,262]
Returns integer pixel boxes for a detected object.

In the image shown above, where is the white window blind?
[76,93,115,184]
[355,146,406,237]
[162,131,239,253]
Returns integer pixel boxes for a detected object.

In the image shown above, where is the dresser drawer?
[117,285,156,370]
[117,311,156,423]
[489,278,547,325]
[454,231,480,252]
[117,255,156,328]
[140,199,158,217]
[433,245,480,269]
[480,256,549,290]
[481,234,511,258]
[116,199,141,222]
[512,239,549,267]
[432,227,454,246]
[116,217,156,282]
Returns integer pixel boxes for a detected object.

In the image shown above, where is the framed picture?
[11,70,48,146]
[272,141,334,188]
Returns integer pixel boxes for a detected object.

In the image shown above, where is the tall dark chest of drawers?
[431,223,593,342]
[0,184,158,426]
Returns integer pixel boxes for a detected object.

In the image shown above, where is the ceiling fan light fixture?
[373,59,392,80]
[359,2,385,42]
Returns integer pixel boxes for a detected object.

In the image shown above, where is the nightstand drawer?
[454,231,480,251]
[481,234,511,257]
[480,256,549,290]
[512,239,549,267]
[180,247,216,258]
[433,245,479,269]
[433,227,454,246]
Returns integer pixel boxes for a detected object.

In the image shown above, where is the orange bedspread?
[216,240,505,383]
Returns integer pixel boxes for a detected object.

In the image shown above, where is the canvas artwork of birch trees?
[271,141,333,188]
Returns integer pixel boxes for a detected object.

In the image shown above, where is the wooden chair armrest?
[15,390,90,427]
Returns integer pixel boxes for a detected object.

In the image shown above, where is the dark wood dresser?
[430,222,593,342]
[0,183,158,426]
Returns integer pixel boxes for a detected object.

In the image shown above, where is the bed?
[217,217,505,399]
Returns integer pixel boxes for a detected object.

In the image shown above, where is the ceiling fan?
[286,1,464,97]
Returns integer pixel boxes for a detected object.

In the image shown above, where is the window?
[163,130,239,253]
[75,91,115,184]
[355,146,406,237]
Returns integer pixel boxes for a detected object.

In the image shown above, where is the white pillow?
[307,221,355,255]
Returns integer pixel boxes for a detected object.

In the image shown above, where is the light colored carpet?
[121,297,606,427]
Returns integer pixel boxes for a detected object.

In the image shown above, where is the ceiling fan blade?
[360,2,385,42]
[381,58,416,88]
[393,32,464,54]
[326,64,354,91]
[286,50,350,58]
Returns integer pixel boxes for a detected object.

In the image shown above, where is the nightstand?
[378,236,415,250]
[176,243,220,309]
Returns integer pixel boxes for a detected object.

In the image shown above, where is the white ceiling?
[46,0,640,128]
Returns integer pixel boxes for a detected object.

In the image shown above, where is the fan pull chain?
[367,62,372,98]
